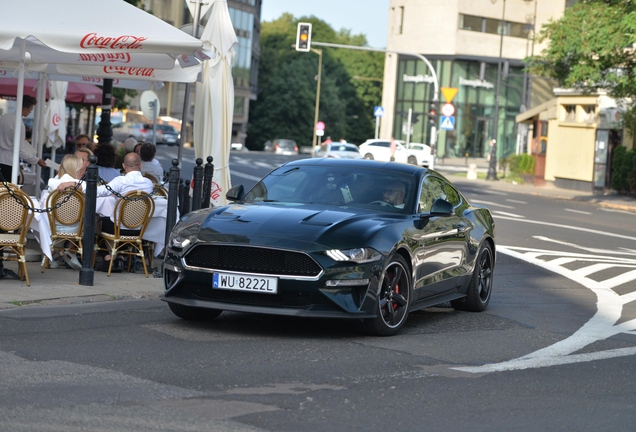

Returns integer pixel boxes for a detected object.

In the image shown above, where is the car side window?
[418,176,448,213]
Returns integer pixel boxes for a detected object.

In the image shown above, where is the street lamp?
[487,0,507,181]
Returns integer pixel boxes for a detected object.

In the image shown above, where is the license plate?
[213,272,278,294]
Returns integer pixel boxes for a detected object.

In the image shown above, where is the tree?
[528,0,636,129]
[246,14,384,150]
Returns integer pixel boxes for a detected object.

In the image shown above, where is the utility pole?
[311,48,322,154]
[487,0,506,181]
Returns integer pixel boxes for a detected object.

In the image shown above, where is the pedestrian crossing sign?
[374,106,384,117]
[440,116,455,130]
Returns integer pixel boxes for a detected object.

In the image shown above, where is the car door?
[393,141,409,163]
[412,175,469,300]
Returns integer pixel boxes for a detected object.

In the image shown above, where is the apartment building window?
[564,105,576,121]
[583,105,596,123]
[459,14,530,39]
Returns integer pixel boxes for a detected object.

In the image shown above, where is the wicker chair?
[95,190,155,277]
[0,187,35,285]
[42,188,85,272]
[142,172,159,183]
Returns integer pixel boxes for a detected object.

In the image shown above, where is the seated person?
[139,142,164,181]
[380,180,406,209]
[93,144,120,183]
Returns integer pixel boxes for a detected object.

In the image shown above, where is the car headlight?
[325,248,381,263]
[169,234,191,250]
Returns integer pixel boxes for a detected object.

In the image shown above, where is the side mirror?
[430,198,453,216]
[226,185,245,202]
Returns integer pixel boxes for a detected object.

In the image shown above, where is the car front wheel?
[451,242,493,312]
[363,254,410,336]
[407,156,417,165]
[364,153,374,160]
[168,302,222,320]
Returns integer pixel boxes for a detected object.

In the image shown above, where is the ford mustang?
[162,158,495,336]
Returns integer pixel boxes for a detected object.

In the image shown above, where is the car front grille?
[184,245,322,277]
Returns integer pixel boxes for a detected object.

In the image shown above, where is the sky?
[260,0,390,48]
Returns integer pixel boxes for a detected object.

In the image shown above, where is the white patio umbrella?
[44,81,68,178]
[0,0,207,184]
[194,0,238,207]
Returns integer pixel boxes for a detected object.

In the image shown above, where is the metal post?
[487,0,506,181]
[178,0,203,164]
[191,158,204,211]
[165,159,181,256]
[310,48,322,154]
[406,108,413,147]
[179,179,191,215]
[96,79,113,144]
[79,156,98,286]
[202,156,214,208]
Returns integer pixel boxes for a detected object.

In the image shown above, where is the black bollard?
[202,156,214,209]
[191,158,204,212]
[165,159,180,255]
[179,179,191,216]
[79,155,98,286]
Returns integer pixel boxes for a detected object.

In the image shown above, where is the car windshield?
[333,145,359,153]
[244,165,416,213]
[158,125,178,133]
[275,139,296,149]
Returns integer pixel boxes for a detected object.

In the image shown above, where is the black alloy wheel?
[168,302,223,321]
[452,242,493,312]
[363,254,410,336]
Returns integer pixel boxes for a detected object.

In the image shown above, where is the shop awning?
[516,99,557,124]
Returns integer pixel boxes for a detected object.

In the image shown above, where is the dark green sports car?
[162,158,495,336]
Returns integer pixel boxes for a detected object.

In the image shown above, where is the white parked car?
[314,142,363,159]
[358,139,434,168]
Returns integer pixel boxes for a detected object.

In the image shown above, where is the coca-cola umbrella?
[0,0,207,183]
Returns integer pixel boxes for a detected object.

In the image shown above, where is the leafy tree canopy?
[246,14,384,150]
[529,0,636,129]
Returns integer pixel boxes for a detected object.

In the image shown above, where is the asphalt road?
[1,153,635,431]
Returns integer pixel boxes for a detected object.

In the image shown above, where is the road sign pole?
[406,108,413,147]
[375,116,379,139]
[311,48,322,154]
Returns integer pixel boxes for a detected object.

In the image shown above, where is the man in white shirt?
[0,95,46,182]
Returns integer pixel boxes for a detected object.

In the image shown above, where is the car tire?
[407,156,417,165]
[168,302,222,320]
[364,153,374,160]
[363,254,410,336]
[451,242,494,312]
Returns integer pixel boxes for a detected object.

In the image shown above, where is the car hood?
[195,203,402,250]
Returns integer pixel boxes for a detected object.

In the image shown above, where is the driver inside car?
[381,181,406,208]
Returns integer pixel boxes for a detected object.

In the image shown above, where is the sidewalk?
[1,157,634,310]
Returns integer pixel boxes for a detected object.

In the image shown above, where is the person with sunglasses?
[381,180,406,208]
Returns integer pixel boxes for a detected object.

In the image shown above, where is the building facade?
[135,0,261,145]
[380,0,567,160]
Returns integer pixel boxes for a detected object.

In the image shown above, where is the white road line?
[564,208,592,215]
[601,208,636,215]
[493,211,526,218]
[452,246,636,374]
[505,199,527,204]
[495,215,636,241]
[470,199,516,209]
[533,236,636,257]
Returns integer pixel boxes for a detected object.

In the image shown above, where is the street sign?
[440,116,455,130]
[316,130,324,137]
[441,103,455,117]
[441,87,458,103]
[374,106,385,117]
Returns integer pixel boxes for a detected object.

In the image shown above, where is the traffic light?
[428,102,437,125]
[296,22,312,52]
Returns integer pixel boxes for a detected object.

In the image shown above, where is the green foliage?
[611,146,636,194]
[506,154,536,175]
[528,0,636,130]
[246,14,383,150]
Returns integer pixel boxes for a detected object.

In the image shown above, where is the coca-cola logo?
[78,53,132,64]
[52,113,61,127]
[80,33,147,50]
[103,66,155,77]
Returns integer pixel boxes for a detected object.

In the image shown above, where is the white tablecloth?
[30,195,176,260]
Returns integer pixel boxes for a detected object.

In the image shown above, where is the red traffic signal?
[296,22,312,52]
[428,102,438,125]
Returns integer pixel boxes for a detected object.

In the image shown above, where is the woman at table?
[94,143,120,183]
[45,154,83,270]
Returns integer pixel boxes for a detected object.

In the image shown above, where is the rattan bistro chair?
[0,187,35,285]
[95,190,155,277]
[42,188,85,272]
